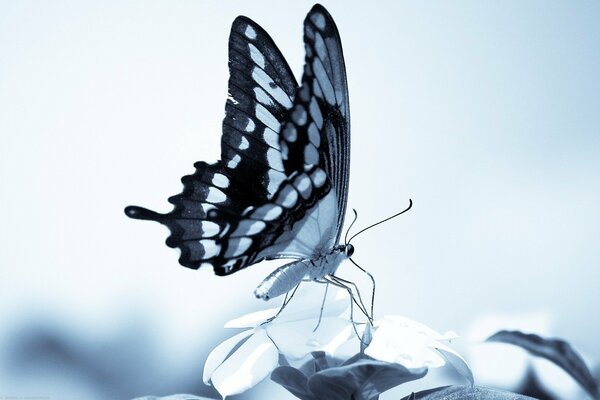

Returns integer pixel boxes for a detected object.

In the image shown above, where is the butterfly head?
[344,243,354,258]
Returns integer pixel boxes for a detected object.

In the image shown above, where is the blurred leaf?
[279,352,291,367]
[308,358,427,400]
[341,352,367,366]
[271,366,315,400]
[312,351,331,372]
[400,385,536,399]
[518,370,557,400]
[487,330,600,400]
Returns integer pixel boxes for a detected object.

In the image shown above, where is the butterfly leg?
[328,275,370,321]
[311,282,330,332]
[261,282,301,325]
[321,276,367,345]
[349,258,376,321]
[331,274,373,324]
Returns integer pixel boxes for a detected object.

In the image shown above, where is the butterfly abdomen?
[254,260,309,300]
[254,247,348,301]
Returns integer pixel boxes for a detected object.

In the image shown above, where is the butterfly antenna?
[348,199,413,244]
[344,209,359,245]
[349,258,376,321]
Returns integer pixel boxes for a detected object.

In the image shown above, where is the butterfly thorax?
[254,243,354,300]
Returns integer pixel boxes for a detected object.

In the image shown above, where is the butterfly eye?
[345,244,354,257]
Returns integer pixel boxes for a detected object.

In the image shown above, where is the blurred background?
[1,1,599,399]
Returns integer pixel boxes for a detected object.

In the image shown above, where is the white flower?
[365,315,472,383]
[203,285,356,398]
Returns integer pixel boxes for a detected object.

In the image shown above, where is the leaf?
[312,351,331,372]
[434,342,474,386]
[400,385,536,399]
[487,330,600,400]
[271,366,315,400]
[308,358,427,400]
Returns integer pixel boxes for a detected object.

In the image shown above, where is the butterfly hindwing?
[209,165,333,275]
[126,16,297,270]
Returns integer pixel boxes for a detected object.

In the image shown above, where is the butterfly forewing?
[221,16,298,200]
[279,4,350,245]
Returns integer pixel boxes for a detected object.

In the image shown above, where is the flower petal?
[275,285,350,323]
[377,315,457,341]
[210,329,279,398]
[267,317,354,360]
[203,329,254,384]
[224,307,279,328]
[365,325,446,369]
[433,341,474,385]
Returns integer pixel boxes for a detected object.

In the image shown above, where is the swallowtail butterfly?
[125,4,352,301]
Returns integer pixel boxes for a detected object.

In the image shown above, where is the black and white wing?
[125,5,350,276]
[248,4,351,260]
[279,4,350,245]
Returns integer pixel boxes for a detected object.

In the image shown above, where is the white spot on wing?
[304,143,319,165]
[267,169,285,196]
[263,128,279,149]
[200,221,221,237]
[307,122,320,146]
[310,12,326,30]
[276,185,298,208]
[206,187,226,203]
[294,174,313,199]
[252,204,283,221]
[283,125,297,142]
[251,68,293,108]
[266,148,284,171]
[232,220,266,236]
[248,43,265,68]
[226,237,252,257]
[313,79,323,100]
[310,168,327,188]
[255,103,280,132]
[227,154,241,168]
[314,32,328,63]
[245,118,256,132]
[254,87,274,107]
[313,58,336,105]
[244,25,257,39]
[309,98,323,129]
[281,141,289,160]
[239,136,249,150]
[212,173,230,189]
[292,105,307,125]
[200,239,220,259]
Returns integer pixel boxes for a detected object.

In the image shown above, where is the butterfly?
[125,4,354,301]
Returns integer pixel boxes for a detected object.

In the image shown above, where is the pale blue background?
[1,1,599,399]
